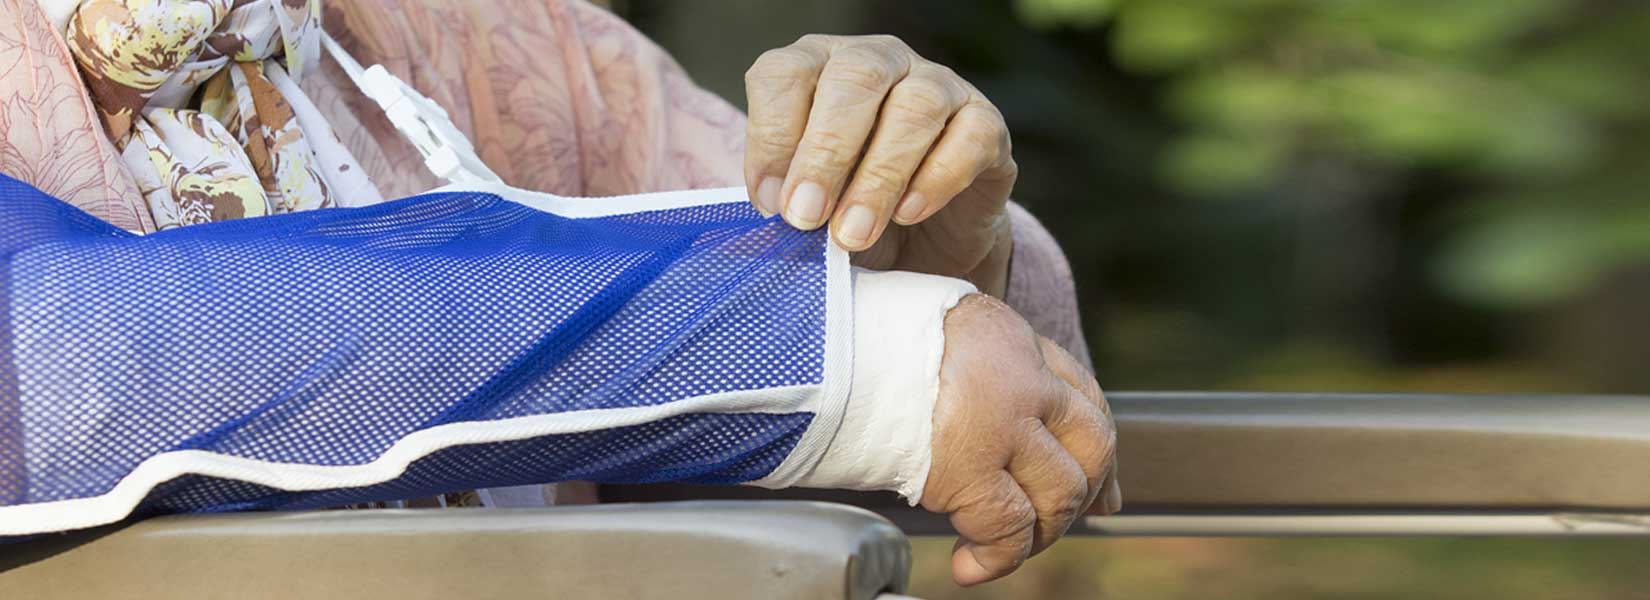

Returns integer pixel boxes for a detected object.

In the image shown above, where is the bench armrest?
[0,501,911,600]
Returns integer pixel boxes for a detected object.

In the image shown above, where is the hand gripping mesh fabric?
[0,173,850,536]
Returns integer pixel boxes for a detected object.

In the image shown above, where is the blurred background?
[610,1,1649,597]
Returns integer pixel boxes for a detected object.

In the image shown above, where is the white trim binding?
[749,240,854,489]
[433,181,756,219]
[0,385,819,536]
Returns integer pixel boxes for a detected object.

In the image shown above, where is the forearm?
[0,175,856,535]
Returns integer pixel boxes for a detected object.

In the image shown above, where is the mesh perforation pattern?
[0,173,830,534]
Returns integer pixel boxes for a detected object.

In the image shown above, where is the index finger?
[743,36,830,215]
[778,40,913,230]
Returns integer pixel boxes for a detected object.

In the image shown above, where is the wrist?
[791,269,976,502]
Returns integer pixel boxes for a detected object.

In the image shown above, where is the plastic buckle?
[360,65,501,185]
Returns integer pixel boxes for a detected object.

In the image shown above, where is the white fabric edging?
[0,384,818,536]
[433,181,756,219]
[748,237,854,488]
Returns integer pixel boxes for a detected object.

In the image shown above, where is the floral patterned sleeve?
[307,0,747,199]
[0,0,151,231]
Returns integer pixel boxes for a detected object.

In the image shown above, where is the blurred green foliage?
[1015,0,1650,311]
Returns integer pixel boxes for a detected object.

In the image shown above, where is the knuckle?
[998,154,1021,182]
[746,109,803,137]
[996,501,1038,545]
[919,156,966,189]
[928,62,961,82]
[961,119,1007,160]
[746,49,812,84]
[1100,427,1119,467]
[1072,384,1106,425]
[890,79,957,120]
[962,103,1010,142]
[1057,393,1113,473]
[1098,402,1118,444]
[850,162,907,199]
[967,487,1036,545]
[797,132,860,172]
[823,51,897,93]
[1045,482,1088,525]
[1065,368,1103,406]
[1081,424,1119,479]
[1084,377,1106,408]
[1096,388,1114,423]
[746,130,798,157]
[887,107,948,135]
[1077,448,1109,485]
[864,34,912,54]
[1082,401,1115,450]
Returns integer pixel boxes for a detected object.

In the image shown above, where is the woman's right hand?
[922,294,1120,586]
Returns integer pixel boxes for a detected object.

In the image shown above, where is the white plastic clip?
[322,33,502,185]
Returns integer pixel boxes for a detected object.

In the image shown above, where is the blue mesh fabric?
[0,172,828,529]
[137,412,812,516]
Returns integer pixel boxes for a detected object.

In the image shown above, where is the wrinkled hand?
[744,34,1016,296]
[925,294,1120,586]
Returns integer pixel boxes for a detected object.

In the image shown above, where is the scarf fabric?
[65,0,378,230]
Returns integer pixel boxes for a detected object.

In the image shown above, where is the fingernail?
[954,546,993,586]
[1105,481,1123,514]
[894,191,926,224]
[785,181,826,229]
[756,176,782,216]
[836,204,877,248]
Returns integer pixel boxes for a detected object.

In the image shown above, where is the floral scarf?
[66,0,378,230]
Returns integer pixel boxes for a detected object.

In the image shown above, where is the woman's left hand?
[744,34,1016,296]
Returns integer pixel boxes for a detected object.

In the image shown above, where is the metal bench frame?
[5,392,1646,598]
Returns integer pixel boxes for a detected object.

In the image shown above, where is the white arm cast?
[793,268,976,504]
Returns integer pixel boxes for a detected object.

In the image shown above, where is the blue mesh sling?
[0,171,853,536]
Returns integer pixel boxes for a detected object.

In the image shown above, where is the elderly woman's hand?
[744,34,1016,296]
[926,294,1120,586]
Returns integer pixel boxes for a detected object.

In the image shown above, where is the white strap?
[321,33,502,186]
